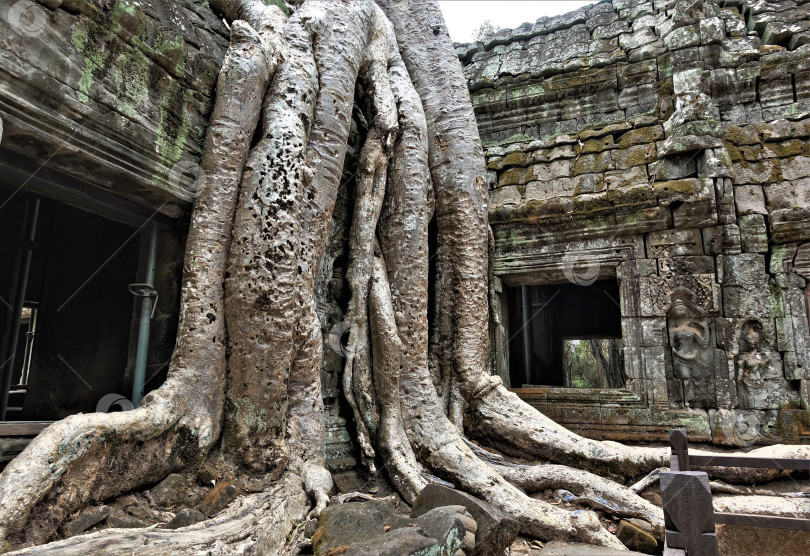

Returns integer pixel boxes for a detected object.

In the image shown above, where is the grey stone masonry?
[466,0,810,446]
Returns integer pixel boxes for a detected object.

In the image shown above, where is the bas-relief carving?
[734,319,786,410]
[648,274,718,316]
[667,293,717,409]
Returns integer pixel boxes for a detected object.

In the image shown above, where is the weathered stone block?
[653,178,713,205]
[673,199,719,228]
[573,151,615,175]
[619,26,659,51]
[651,154,698,180]
[593,20,631,40]
[524,179,578,202]
[489,185,522,208]
[702,225,742,255]
[762,140,804,158]
[532,144,576,162]
[738,377,792,410]
[411,484,519,556]
[734,185,766,215]
[497,166,536,188]
[732,159,780,184]
[724,124,761,146]
[658,135,723,157]
[759,76,795,109]
[604,165,648,189]
[618,83,657,109]
[738,214,769,253]
[723,284,784,319]
[664,23,701,50]
[500,151,529,169]
[613,143,657,169]
[659,256,715,275]
[723,253,768,287]
[580,133,618,152]
[617,125,665,149]
[698,148,733,178]
[532,159,571,181]
[781,156,810,181]
[572,173,607,194]
[642,346,669,407]
[700,16,724,45]
[641,317,669,346]
[647,228,704,257]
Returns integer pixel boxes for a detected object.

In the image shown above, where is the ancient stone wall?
[461,0,810,445]
[0,0,229,217]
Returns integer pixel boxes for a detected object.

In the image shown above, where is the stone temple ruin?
[1,0,810,468]
[461,0,810,448]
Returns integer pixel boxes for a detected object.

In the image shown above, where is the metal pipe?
[521,285,532,387]
[131,224,158,406]
[19,305,37,386]
[0,199,40,420]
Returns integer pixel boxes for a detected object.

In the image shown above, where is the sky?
[438,0,595,43]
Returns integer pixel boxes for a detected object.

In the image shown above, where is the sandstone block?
[412,484,519,556]
[734,185,766,215]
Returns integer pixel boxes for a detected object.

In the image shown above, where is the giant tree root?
[0,14,277,548]
[1,1,808,553]
[713,494,810,518]
[492,462,665,540]
[3,474,308,556]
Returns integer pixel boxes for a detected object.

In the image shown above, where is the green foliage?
[473,19,500,42]
[564,340,600,388]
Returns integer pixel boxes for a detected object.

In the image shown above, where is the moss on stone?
[614,144,656,168]
[653,179,696,196]
[498,167,523,187]
[486,157,503,170]
[71,19,112,103]
[725,125,760,146]
[577,135,615,155]
[725,142,744,162]
[501,151,529,168]
[617,125,664,149]
[157,79,194,170]
[764,140,803,158]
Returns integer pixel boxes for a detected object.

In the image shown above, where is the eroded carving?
[668,293,716,408]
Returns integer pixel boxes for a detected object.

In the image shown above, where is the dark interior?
[0,187,139,420]
[507,279,623,387]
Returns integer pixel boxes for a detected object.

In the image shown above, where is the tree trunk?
[0,1,807,553]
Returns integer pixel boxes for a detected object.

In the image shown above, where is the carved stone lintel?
[644,274,720,317]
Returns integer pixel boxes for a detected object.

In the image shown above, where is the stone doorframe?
[490,236,666,406]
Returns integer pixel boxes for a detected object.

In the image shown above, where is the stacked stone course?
[461,0,810,445]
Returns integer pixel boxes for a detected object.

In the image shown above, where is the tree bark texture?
[0,1,807,553]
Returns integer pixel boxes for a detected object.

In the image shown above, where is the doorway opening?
[506,280,626,388]
[0,190,141,421]
[563,338,625,388]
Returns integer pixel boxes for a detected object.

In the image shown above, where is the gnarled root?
[2,473,308,556]
[468,383,669,477]
[493,462,665,540]
[0,17,276,548]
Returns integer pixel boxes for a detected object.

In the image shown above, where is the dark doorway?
[0,190,140,420]
[506,280,625,388]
